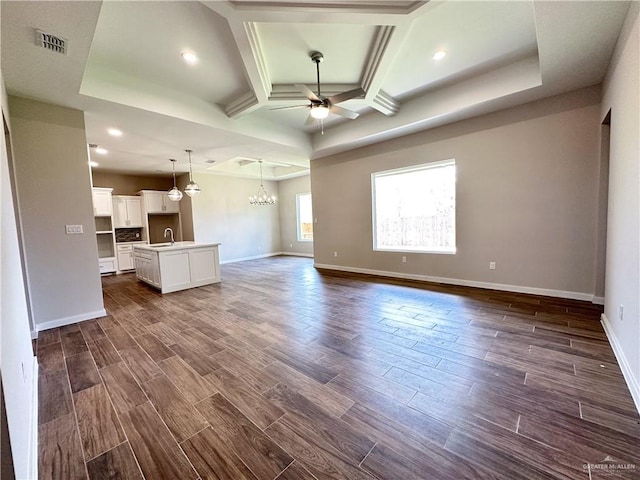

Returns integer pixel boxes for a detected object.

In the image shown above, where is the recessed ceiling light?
[95,147,108,155]
[107,128,122,137]
[180,50,198,65]
[433,50,447,61]
[89,161,99,167]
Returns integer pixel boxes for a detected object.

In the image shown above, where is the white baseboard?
[34,308,107,334]
[592,296,605,305]
[220,251,315,264]
[28,358,38,480]
[220,252,281,265]
[313,263,596,302]
[601,314,640,413]
[279,251,314,258]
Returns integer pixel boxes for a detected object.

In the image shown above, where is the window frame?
[371,159,456,255]
[296,192,314,242]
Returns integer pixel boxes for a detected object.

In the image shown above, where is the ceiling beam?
[228,1,429,16]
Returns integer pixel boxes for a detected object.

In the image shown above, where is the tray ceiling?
[0,1,630,178]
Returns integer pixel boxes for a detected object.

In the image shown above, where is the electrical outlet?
[65,224,83,234]
[489,261,496,270]
[333,251,338,257]
[402,256,407,263]
[619,304,624,321]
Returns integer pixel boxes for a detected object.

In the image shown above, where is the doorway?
[594,110,611,303]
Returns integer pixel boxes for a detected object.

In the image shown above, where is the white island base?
[133,242,221,293]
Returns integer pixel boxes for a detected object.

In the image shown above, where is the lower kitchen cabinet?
[99,257,117,274]
[116,243,139,271]
[133,250,161,288]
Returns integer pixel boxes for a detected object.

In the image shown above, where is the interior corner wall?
[8,96,105,330]
[190,173,281,262]
[1,80,37,479]
[278,175,314,256]
[600,3,640,410]
[311,86,602,300]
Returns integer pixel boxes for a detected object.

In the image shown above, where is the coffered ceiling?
[0,1,630,180]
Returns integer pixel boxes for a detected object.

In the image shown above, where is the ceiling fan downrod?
[311,51,324,98]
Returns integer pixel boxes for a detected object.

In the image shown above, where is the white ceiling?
[0,1,630,180]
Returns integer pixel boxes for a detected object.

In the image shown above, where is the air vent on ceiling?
[205,159,216,164]
[35,29,67,55]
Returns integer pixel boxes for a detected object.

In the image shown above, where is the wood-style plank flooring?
[37,256,640,479]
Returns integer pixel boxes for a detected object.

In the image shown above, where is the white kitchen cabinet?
[92,187,113,216]
[99,258,117,274]
[113,196,143,228]
[116,244,135,271]
[140,191,180,214]
[134,250,160,287]
[93,188,116,274]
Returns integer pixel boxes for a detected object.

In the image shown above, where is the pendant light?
[184,149,201,198]
[249,160,276,205]
[167,158,183,201]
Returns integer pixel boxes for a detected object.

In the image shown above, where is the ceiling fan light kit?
[310,104,329,119]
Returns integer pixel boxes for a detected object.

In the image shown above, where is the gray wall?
[600,3,640,409]
[278,175,314,256]
[311,86,602,299]
[191,173,281,263]
[91,170,173,195]
[9,96,105,330]
[1,79,37,478]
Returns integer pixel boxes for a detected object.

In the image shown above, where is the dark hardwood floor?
[37,256,640,479]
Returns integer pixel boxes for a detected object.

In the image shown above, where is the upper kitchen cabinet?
[139,190,180,214]
[113,195,143,228]
[92,187,113,216]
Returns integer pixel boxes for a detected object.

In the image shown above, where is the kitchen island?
[133,242,221,293]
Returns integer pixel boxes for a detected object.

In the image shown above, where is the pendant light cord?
[186,149,194,182]
[172,159,177,187]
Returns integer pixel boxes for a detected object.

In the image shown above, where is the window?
[296,193,313,241]
[372,160,456,253]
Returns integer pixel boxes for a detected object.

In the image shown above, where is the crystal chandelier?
[184,149,201,198]
[249,160,276,205]
[167,158,183,201]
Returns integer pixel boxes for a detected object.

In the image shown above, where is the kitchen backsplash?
[115,228,143,242]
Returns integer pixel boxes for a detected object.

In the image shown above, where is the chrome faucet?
[164,227,175,245]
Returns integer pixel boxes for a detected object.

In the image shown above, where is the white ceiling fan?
[272,51,365,125]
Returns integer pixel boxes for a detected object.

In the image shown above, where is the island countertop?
[133,241,221,252]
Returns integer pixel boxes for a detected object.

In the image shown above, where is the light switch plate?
[65,224,83,234]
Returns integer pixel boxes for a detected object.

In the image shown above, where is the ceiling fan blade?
[329,105,359,120]
[295,83,321,102]
[270,104,309,111]
[327,87,365,105]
